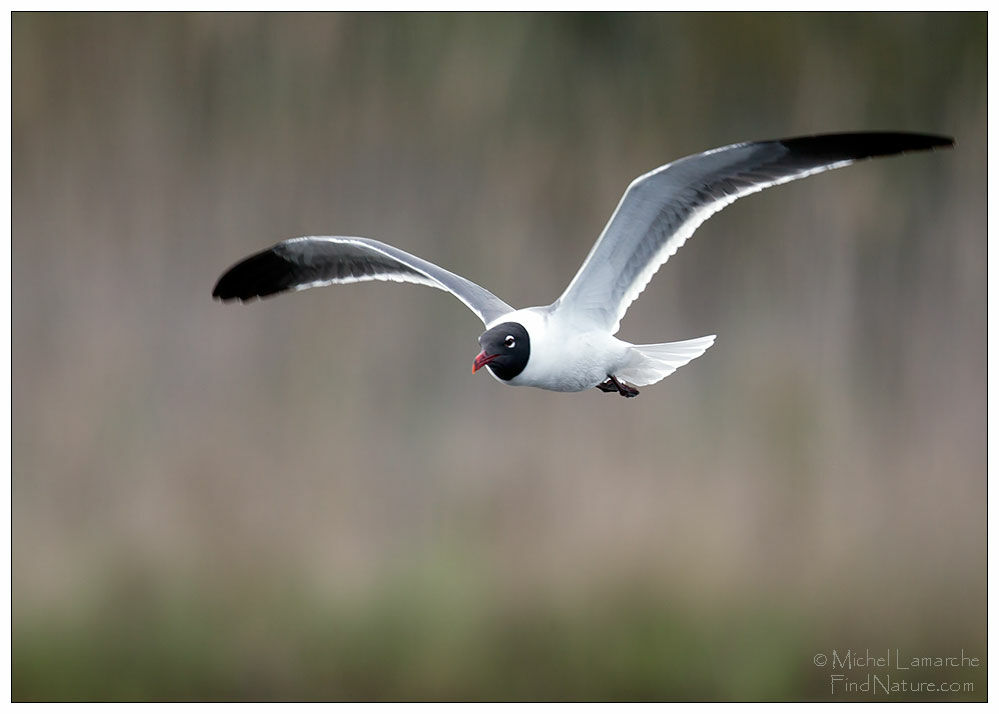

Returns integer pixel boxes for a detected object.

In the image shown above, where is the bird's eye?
[504,335,516,349]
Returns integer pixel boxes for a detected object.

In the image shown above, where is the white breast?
[487,307,631,392]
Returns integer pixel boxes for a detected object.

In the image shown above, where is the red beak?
[473,350,498,373]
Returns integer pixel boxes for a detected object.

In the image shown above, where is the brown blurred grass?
[12,12,986,701]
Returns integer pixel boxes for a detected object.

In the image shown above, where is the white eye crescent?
[504,335,516,349]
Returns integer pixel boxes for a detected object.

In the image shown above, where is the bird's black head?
[473,322,530,381]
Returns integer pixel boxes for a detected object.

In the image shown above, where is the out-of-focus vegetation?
[13,12,985,701]
[11,557,987,702]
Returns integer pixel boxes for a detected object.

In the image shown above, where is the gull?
[213,132,952,398]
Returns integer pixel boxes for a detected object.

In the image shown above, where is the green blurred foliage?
[13,558,985,702]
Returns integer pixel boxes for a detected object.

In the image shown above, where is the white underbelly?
[507,328,631,392]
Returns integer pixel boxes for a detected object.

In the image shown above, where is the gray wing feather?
[554,132,952,334]
[213,236,514,326]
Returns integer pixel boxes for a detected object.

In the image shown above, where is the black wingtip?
[212,247,297,302]
[778,131,954,161]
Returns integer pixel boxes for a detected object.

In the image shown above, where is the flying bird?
[213,132,952,398]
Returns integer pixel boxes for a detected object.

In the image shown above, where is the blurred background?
[12,12,985,701]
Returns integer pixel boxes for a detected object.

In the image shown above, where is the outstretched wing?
[212,235,514,326]
[553,132,953,334]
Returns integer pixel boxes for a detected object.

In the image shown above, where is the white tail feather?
[616,335,716,386]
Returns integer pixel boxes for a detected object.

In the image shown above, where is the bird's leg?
[595,375,640,398]
[613,376,640,398]
[595,379,618,393]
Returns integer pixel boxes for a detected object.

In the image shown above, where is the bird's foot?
[596,376,640,398]
[616,379,640,398]
[595,379,618,393]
